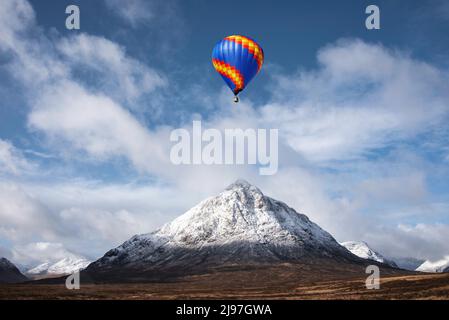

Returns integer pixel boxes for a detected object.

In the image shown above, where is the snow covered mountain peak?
[154,178,342,249]
[340,241,397,267]
[89,180,356,273]
[225,179,261,192]
[341,241,379,259]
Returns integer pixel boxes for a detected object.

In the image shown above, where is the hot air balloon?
[212,35,264,103]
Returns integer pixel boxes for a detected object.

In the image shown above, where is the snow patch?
[27,256,91,276]
[416,256,449,273]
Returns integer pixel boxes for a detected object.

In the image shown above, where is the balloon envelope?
[212,35,264,96]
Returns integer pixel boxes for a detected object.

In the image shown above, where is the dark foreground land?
[1,263,449,300]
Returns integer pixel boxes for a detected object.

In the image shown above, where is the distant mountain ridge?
[26,256,91,279]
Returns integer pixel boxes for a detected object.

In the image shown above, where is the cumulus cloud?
[260,39,449,162]
[0,0,68,86]
[28,80,168,173]
[363,224,449,261]
[0,183,57,242]
[11,242,83,266]
[0,180,179,261]
[57,34,166,102]
[60,208,146,241]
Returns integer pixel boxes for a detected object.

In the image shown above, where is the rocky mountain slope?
[0,257,28,283]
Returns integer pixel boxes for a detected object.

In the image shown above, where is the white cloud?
[0,180,187,261]
[0,183,57,242]
[0,0,35,46]
[60,208,149,244]
[104,0,154,27]
[363,224,449,261]
[0,0,68,86]
[355,173,427,207]
[261,39,449,162]
[28,80,169,173]
[11,242,82,266]
[0,139,34,175]
[57,33,166,102]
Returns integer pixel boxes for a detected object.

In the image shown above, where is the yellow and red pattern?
[224,35,264,72]
[212,58,245,93]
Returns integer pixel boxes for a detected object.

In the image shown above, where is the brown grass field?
[1,263,449,300]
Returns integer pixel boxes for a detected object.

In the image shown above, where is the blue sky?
[1,0,449,267]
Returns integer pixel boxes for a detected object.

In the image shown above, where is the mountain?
[340,241,398,268]
[388,257,425,271]
[416,256,449,273]
[0,257,28,283]
[26,256,91,279]
[85,180,373,282]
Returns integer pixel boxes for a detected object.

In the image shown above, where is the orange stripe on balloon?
[212,58,245,93]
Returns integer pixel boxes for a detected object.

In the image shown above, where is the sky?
[1,0,449,267]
